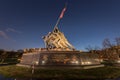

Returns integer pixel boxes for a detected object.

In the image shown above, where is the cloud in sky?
[6,28,22,34]
[0,31,9,39]
[0,28,22,41]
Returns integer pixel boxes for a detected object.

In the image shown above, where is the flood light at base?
[71,61,79,64]
[42,61,45,64]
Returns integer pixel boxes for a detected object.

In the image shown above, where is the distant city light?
[71,61,79,64]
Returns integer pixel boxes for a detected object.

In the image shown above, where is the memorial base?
[18,50,103,69]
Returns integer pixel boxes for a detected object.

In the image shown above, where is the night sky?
[0,0,120,51]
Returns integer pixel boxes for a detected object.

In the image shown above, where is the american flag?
[59,7,66,19]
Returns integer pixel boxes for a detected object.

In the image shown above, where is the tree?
[0,50,8,63]
[85,45,100,53]
[102,38,113,49]
[101,38,119,60]
[0,49,4,55]
[115,37,120,46]
[115,37,120,58]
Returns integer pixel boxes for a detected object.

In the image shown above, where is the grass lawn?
[0,65,120,79]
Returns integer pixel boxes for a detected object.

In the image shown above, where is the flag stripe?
[59,7,66,19]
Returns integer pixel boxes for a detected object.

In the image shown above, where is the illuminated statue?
[42,4,75,51]
[42,26,75,51]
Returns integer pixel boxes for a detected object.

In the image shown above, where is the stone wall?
[20,51,101,66]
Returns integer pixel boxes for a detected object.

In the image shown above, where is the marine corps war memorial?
[18,5,104,69]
